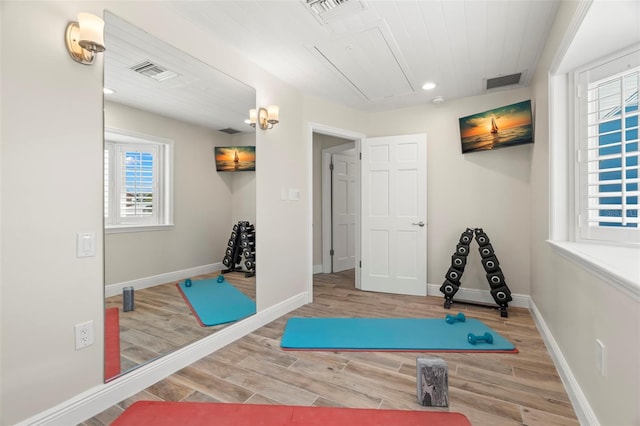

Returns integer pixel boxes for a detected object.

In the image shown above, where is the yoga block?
[416,356,449,407]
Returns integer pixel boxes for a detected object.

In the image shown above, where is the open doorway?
[307,125,428,302]
[308,124,365,300]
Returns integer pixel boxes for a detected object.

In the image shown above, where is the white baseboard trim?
[105,263,223,297]
[426,284,529,308]
[529,299,598,426]
[312,264,323,274]
[22,291,309,426]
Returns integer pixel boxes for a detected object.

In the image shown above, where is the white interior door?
[361,134,427,296]
[332,152,357,272]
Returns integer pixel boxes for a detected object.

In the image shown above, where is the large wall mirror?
[102,11,257,381]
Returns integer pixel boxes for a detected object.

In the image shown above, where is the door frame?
[321,142,356,274]
[307,123,365,303]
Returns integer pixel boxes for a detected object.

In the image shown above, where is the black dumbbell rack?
[222,221,256,278]
[439,228,513,317]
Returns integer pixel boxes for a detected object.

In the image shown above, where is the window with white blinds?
[104,129,173,230]
[577,49,639,244]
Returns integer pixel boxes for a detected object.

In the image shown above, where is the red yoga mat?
[104,307,121,381]
[112,401,471,426]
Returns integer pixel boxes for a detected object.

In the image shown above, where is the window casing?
[575,48,640,245]
[104,128,173,231]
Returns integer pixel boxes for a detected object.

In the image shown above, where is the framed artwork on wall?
[458,100,534,154]
[214,146,256,172]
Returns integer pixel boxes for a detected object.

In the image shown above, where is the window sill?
[547,240,640,300]
[105,224,175,234]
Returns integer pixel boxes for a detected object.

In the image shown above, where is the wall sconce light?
[65,13,106,65]
[249,105,280,130]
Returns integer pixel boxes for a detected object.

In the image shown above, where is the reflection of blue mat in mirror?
[281,317,517,353]
[177,278,255,327]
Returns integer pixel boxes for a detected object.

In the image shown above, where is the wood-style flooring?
[105,271,256,375]
[87,270,578,425]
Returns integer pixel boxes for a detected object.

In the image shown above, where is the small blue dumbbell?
[217,275,224,283]
[185,278,192,287]
[467,332,493,345]
[445,312,466,324]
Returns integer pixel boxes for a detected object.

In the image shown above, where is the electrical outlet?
[596,339,606,376]
[75,320,94,350]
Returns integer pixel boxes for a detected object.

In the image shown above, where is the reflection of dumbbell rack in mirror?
[439,228,512,317]
[222,221,256,278]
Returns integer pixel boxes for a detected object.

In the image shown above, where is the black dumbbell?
[468,332,493,345]
[456,243,470,256]
[439,280,460,298]
[445,267,463,283]
[478,244,495,258]
[486,270,506,288]
[481,256,500,272]
[459,229,474,245]
[445,312,466,324]
[474,228,490,246]
[451,254,467,270]
[490,286,512,304]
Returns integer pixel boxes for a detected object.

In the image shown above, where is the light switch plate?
[76,232,96,257]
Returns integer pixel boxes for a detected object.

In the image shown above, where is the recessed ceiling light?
[422,82,436,90]
[103,87,115,94]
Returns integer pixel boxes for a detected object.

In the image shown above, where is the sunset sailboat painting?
[215,146,256,172]
[459,100,533,154]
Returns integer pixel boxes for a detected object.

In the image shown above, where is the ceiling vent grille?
[307,0,351,15]
[130,61,179,82]
[218,128,242,135]
[303,0,364,24]
[485,72,523,90]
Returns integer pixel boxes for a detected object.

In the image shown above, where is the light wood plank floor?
[105,271,256,376]
[87,270,578,425]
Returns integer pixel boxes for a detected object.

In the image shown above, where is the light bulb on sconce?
[249,105,280,130]
[65,12,106,65]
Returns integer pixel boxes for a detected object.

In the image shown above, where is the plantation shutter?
[578,49,639,243]
[118,145,158,223]
[104,148,110,220]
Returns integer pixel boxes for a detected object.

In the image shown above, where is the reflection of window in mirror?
[104,128,174,232]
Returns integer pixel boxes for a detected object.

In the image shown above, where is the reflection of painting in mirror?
[215,146,256,172]
[103,11,256,381]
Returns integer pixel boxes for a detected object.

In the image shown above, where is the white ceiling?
[104,0,561,131]
[104,11,256,134]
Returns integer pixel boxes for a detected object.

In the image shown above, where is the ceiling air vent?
[307,0,351,14]
[303,0,365,24]
[130,61,179,82]
[485,72,523,90]
[218,128,242,135]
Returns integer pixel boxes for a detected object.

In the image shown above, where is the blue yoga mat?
[280,317,517,352]
[177,278,255,327]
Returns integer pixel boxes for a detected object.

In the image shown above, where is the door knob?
[412,221,425,227]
